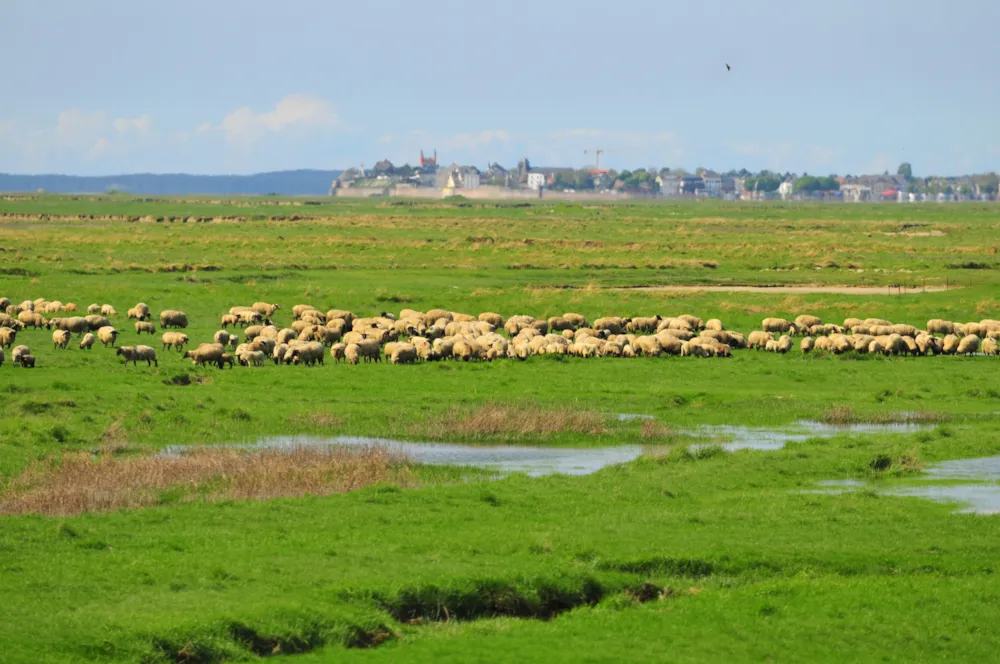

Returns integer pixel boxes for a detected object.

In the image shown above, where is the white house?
[702,171,722,196]
[657,175,681,197]
[460,170,480,191]
[526,173,546,190]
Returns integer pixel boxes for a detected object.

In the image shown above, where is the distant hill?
[0,169,343,196]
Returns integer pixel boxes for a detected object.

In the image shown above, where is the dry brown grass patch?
[0,446,410,516]
[290,411,345,428]
[820,404,948,426]
[420,403,608,441]
[640,419,676,441]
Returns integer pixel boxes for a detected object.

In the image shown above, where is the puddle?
[164,421,926,477]
[807,455,1000,515]
[167,436,647,478]
[690,421,926,452]
[616,413,655,422]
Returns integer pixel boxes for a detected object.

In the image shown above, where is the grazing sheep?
[345,342,361,365]
[800,337,815,354]
[626,316,662,333]
[220,314,239,328]
[747,330,773,350]
[127,304,150,321]
[775,335,793,354]
[217,353,235,369]
[983,338,999,356]
[183,343,225,366]
[291,342,326,366]
[390,342,417,364]
[942,334,961,355]
[957,334,981,356]
[238,310,263,326]
[19,354,35,368]
[101,304,117,317]
[563,312,588,328]
[18,311,48,329]
[135,321,156,335]
[87,304,102,314]
[161,332,190,352]
[97,326,120,348]
[238,350,266,367]
[244,325,264,341]
[705,319,724,331]
[794,315,822,329]
[357,339,381,363]
[0,327,16,348]
[0,297,8,311]
[214,330,232,346]
[85,315,111,331]
[926,319,954,336]
[159,310,188,329]
[329,342,347,363]
[252,302,280,317]
[79,333,95,350]
[762,317,795,335]
[11,345,29,365]
[52,329,70,349]
[117,345,158,367]
[61,316,90,336]
[250,336,276,355]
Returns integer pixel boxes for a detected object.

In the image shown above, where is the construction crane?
[583,148,628,172]
[583,148,605,171]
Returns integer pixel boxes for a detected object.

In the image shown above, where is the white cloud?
[113,114,151,136]
[55,109,108,148]
[200,94,340,145]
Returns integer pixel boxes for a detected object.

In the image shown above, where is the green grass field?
[2,196,1000,662]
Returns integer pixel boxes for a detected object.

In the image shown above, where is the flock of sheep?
[1,295,999,371]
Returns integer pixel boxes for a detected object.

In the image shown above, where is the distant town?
[331,150,1000,203]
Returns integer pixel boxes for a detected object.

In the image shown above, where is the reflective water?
[166,420,926,477]
[807,455,1000,515]
[690,421,926,452]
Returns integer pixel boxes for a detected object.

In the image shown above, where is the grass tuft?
[419,403,608,441]
[0,446,411,516]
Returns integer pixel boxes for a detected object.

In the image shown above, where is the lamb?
[97,326,119,348]
[217,353,235,369]
[238,350,266,367]
[101,304,117,317]
[79,333,95,350]
[135,321,156,335]
[161,332,190,352]
[117,345,158,367]
[220,314,240,328]
[87,304,102,314]
[183,343,225,366]
[390,342,417,364]
[957,334,980,356]
[252,302,280,317]
[52,329,70,349]
[159,310,189,329]
[65,303,78,312]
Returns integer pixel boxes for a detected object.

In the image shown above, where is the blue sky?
[2,0,998,176]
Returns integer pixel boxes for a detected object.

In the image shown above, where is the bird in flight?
[725,63,731,71]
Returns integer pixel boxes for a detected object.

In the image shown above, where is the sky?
[1,0,998,177]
